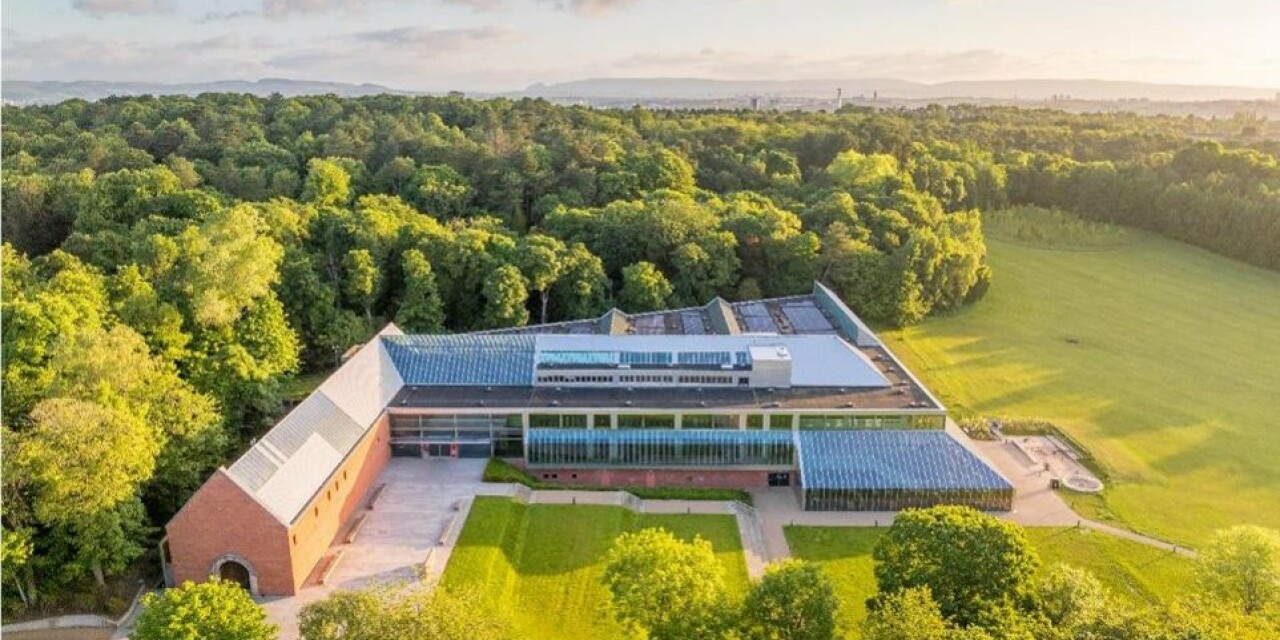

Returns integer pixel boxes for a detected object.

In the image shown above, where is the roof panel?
[797,431,1011,491]
[383,334,536,386]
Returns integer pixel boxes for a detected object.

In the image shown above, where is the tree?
[602,528,730,640]
[862,587,951,640]
[1197,525,1280,615]
[548,242,609,321]
[740,559,840,640]
[396,249,445,332]
[299,583,507,640]
[617,261,672,313]
[872,506,1040,626]
[15,397,159,584]
[1034,563,1109,631]
[343,248,381,323]
[516,234,568,324]
[133,579,278,640]
[302,157,352,207]
[480,264,529,329]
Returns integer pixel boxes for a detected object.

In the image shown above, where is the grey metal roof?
[797,430,1011,491]
[382,334,536,386]
[812,282,881,347]
[224,325,407,524]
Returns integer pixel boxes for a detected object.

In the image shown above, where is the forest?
[2,94,1278,613]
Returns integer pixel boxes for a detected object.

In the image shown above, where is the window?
[314,507,319,518]
[678,375,733,385]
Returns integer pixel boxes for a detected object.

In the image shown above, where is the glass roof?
[797,431,1011,491]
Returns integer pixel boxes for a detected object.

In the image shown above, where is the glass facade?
[389,413,523,457]
[526,429,795,467]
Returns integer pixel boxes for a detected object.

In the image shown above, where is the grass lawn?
[882,235,1280,546]
[441,497,748,640]
[786,525,1196,636]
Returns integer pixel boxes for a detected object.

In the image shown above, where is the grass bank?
[883,235,1280,545]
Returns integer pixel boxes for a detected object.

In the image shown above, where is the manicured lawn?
[882,236,1280,545]
[441,497,748,640]
[786,525,1196,636]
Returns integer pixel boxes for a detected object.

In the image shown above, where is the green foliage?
[342,248,380,322]
[395,249,445,332]
[741,559,840,640]
[984,205,1130,250]
[862,587,951,640]
[617,261,672,312]
[871,506,1040,626]
[602,527,732,640]
[480,263,529,328]
[134,579,278,640]
[302,157,352,207]
[1196,526,1280,615]
[299,583,509,640]
[1033,563,1109,630]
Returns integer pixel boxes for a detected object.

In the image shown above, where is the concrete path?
[261,457,504,640]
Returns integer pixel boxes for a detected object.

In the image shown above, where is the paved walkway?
[261,458,504,640]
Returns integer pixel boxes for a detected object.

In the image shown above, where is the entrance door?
[767,472,791,487]
[219,561,252,591]
[423,443,457,459]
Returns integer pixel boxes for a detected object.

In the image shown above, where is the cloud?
[265,25,516,84]
[71,0,172,17]
[566,0,637,15]
[262,0,504,19]
[197,9,259,23]
[1,31,266,82]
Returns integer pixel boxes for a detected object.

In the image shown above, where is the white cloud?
[262,0,504,19]
[71,0,172,17]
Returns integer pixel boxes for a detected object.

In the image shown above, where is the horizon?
[3,0,1279,93]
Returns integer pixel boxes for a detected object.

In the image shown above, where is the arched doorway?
[209,554,259,595]
[219,560,251,590]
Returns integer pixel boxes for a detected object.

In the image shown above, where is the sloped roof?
[223,325,405,524]
[797,430,1011,491]
[382,334,536,386]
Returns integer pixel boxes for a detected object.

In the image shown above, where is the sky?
[3,0,1279,92]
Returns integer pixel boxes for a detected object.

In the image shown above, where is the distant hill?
[6,76,1277,107]
[2,78,417,105]
[518,77,1279,102]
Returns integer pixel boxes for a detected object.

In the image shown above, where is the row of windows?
[618,375,675,383]
[537,374,613,384]
[676,375,735,385]
[388,412,946,431]
[527,440,795,467]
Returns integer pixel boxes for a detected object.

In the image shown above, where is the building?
[163,282,1011,595]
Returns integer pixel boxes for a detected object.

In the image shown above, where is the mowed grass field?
[883,235,1280,546]
[786,526,1196,635]
[441,497,748,640]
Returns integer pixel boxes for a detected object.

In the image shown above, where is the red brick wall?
[165,415,392,596]
[525,467,777,489]
[286,414,390,592]
[165,470,294,595]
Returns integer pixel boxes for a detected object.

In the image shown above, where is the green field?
[883,235,1280,545]
[441,497,748,640]
[786,525,1196,635]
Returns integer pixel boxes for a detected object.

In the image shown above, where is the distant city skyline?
[3,0,1278,93]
